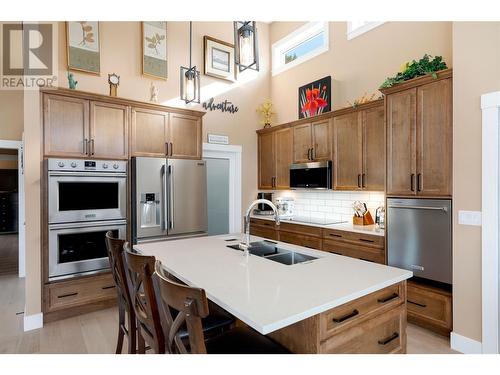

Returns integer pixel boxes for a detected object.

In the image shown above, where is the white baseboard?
[451,331,483,354]
[23,313,43,332]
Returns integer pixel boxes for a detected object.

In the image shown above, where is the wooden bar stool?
[154,260,290,354]
[104,231,136,354]
[123,244,165,354]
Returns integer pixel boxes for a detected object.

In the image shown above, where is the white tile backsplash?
[273,190,385,222]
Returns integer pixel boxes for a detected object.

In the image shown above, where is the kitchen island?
[135,235,412,354]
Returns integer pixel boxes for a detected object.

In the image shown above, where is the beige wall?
[270,22,452,124]
[22,21,270,316]
[0,91,24,141]
[452,22,500,342]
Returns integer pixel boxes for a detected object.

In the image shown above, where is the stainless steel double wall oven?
[47,158,127,280]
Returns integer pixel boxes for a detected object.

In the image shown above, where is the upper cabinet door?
[89,101,129,160]
[416,79,452,197]
[43,94,89,157]
[275,128,293,189]
[311,119,331,161]
[168,113,202,159]
[293,123,312,163]
[333,112,363,190]
[130,107,169,157]
[258,132,275,190]
[386,89,417,196]
[362,105,385,191]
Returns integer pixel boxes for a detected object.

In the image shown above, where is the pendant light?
[180,21,200,104]
[234,21,259,72]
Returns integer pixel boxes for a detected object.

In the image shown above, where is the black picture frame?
[298,76,331,119]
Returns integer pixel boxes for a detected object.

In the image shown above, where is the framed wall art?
[203,36,235,82]
[298,75,331,119]
[142,21,168,80]
[66,21,101,75]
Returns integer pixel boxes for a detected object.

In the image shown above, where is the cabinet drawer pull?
[417,173,422,192]
[378,332,399,345]
[408,299,427,308]
[357,174,361,188]
[377,293,399,303]
[329,233,342,238]
[332,309,359,323]
[359,238,375,243]
[57,292,78,299]
[102,285,116,290]
[411,174,415,192]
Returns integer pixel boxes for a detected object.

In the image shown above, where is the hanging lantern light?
[180,21,200,104]
[234,21,259,72]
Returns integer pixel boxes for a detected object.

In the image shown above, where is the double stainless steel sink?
[227,240,318,265]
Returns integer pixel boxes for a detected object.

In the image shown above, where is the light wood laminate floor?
[0,274,458,354]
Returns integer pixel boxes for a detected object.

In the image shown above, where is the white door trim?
[0,138,25,278]
[481,91,500,353]
[203,142,242,234]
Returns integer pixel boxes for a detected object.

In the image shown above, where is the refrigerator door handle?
[168,164,174,229]
[161,164,168,231]
[388,205,448,212]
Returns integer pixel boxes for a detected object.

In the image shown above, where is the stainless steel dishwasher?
[387,198,452,285]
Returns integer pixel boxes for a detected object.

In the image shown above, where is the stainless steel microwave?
[289,161,332,189]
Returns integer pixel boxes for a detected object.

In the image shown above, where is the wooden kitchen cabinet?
[257,128,293,190]
[90,101,128,160]
[274,128,293,189]
[293,120,331,163]
[130,107,169,157]
[43,94,90,157]
[293,123,313,163]
[333,112,363,190]
[168,113,202,159]
[258,132,275,190]
[333,100,385,191]
[383,69,452,197]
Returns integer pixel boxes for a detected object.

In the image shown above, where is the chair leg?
[127,313,137,354]
[137,325,146,354]
[115,304,125,354]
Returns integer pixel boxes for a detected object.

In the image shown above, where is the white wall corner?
[23,312,43,332]
[451,332,483,354]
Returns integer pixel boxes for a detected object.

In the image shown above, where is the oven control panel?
[48,158,127,173]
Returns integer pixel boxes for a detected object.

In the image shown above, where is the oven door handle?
[48,220,127,230]
[48,171,127,178]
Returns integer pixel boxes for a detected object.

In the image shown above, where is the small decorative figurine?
[67,72,78,90]
[150,82,159,103]
[256,99,275,128]
[108,73,120,97]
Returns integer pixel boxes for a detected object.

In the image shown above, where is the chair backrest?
[123,243,165,353]
[154,260,210,354]
[105,231,133,315]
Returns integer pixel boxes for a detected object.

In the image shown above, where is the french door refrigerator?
[131,157,207,243]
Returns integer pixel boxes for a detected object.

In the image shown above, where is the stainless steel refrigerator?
[131,157,207,243]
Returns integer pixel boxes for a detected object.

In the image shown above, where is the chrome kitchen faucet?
[241,199,280,256]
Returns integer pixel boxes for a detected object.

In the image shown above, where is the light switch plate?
[458,210,482,226]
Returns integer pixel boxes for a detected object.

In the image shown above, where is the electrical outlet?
[458,210,482,226]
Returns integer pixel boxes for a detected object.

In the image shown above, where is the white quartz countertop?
[135,234,411,335]
[251,214,385,237]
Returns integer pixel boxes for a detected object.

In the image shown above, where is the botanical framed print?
[203,36,235,82]
[298,76,331,119]
[66,21,101,75]
[142,22,167,80]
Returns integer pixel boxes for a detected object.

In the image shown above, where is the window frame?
[346,21,385,40]
[272,22,329,76]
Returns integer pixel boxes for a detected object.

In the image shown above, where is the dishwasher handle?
[388,205,448,213]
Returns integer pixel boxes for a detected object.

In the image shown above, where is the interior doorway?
[203,143,242,235]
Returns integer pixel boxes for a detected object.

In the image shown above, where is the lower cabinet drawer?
[279,231,322,250]
[46,273,117,312]
[407,281,452,335]
[320,305,406,354]
[323,239,385,264]
[249,225,278,240]
[320,282,404,340]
